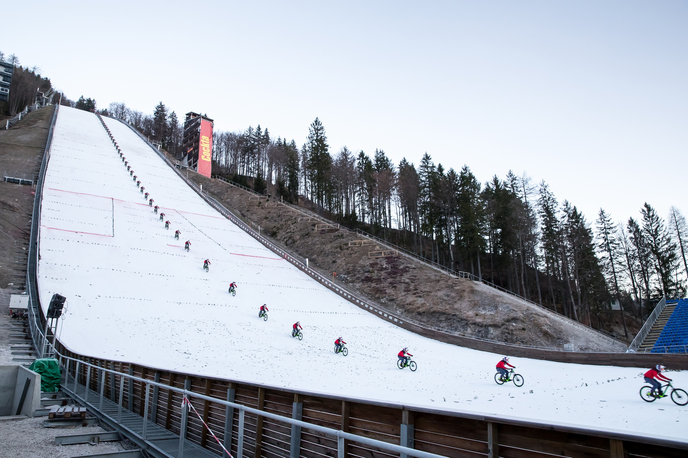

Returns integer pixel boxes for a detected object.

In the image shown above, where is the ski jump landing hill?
[35,107,687,454]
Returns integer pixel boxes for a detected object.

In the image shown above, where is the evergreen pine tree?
[595,208,628,336]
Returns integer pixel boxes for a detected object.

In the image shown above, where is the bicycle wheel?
[639,386,656,403]
[408,361,417,372]
[512,374,524,387]
[494,373,505,385]
[397,359,404,370]
[232,290,236,297]
[263,313,268,321]
[670,388,688,406]
[342,347,348,357]
[297,332,303,341]
[334,346,339,354]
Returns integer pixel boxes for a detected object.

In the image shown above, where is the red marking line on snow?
[177,209,224,219]
[168,244,182,247]
[48,188,122,202]
[42,226,113,237]
[228,252,283,261]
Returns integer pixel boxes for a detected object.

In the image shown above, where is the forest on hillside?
[2,49,685,336]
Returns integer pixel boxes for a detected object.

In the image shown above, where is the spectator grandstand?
[651,298,688,353]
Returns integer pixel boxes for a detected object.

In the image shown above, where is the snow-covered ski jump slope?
[38,107,686,442]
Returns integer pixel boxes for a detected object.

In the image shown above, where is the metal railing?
[26,104,59,357]
[56,352,445,458]
[627,297,668,352]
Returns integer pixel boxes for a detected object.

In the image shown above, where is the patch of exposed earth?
[187,171,626,352]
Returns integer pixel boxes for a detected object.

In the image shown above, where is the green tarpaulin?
[29,358,61,392]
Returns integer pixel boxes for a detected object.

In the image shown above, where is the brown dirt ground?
[187,171,626,352]
[0,106,54,299]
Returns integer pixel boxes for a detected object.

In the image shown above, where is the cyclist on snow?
[496,357,515,381]
[154,205,159,214]
[165,220,171,229]
[203,259,211,270]
[174,229,181,240]
[398,347,412,367]
[149,199,154,206]
[160,212,165,221]
[292,321,302,337]
[228,282,238,294]
[184,240,191,251]
[335,337,346,353]
[259,304,268,316]
[645,365,671,398]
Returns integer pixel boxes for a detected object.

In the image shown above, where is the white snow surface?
[38,107,686,443]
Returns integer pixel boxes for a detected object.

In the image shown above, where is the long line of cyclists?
[114,131,684,407]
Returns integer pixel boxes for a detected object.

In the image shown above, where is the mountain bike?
[334,344,348,356]
[203,264,209,272]
[397,357,417,372]
[639,381,688,406]
[228,287,236,296]
[258,309,268,321]
[292,329,303,340]
[495,368,524,387]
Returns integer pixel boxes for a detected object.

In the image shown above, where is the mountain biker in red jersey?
[398,347,412,366]
[154,205,159,214]
[174,229,181,239]
[335,337,346,353]
[292,321,302,337]
[184,240,191,251]
[259,304,268,317]
[228,282,238,294]
[165,220,171,229]
[203,259,211,270]
[645,365,671,397]
[496,357,515,381]
[160,212,165,221]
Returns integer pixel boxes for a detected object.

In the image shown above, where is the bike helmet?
[656,364,666,372]
[403,347,408,352]
[503,356,510,362]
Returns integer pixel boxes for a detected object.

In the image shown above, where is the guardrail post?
[84,364,91,402]
[118,374,125,422]
[127,366,134,411]
[337,433,346,457]
[340,401,349,457]
[237,409,245,458]
[142,382,151,440]
[289,394,303,458]
[254,387,265,458]
[223,384,236,457]
[99,369,106,411]
[179,393,188,458]
[74,361,80,393]
[151,371,160,424]
[487,422,499,458]
[110,363,116,403]
[400,409,414,458]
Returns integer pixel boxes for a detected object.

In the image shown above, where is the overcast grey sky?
[3,1,686,227]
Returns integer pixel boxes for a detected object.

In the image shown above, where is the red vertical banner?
[197,119,213,178]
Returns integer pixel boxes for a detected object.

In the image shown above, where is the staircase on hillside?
[638,302,677,351]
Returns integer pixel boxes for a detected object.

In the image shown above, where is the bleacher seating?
[651,298,688,353]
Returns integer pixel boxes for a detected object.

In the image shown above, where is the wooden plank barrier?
[54,342,687,458]
[369,249,398,258]
[315,223,340,232]
[348,239,377,247]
